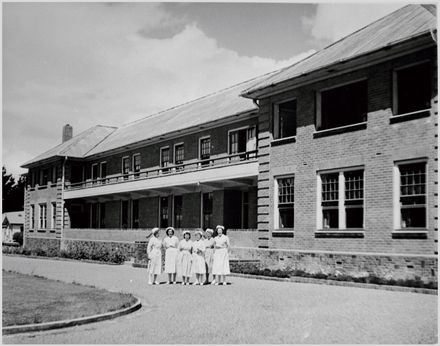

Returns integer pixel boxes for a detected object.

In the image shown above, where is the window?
[132,200,139,229]
[317,80,367,131]
[99,203,106,228]
[39,204,47,229]
[397,162,426,228]
[41,169,49,186]
[100,162,107,183]
[160,147,170,173]
[318,168,364,229]
[229,126,256,161]
[52,166,58,184]
[30,205,35,229]
[121,200,129,229]
[200,137,211,167]
[202,192,213,229]
[91,164,99,184]
[51,202,56,229]
[160,197,169,228]
[174,195,183,228]
[122,157,130,180]
[132,155,141,178]
[394,62,431,116]
[90,203,98,228]
[276,177,294,229]
[174,144,184,171]
[273,99,296,139]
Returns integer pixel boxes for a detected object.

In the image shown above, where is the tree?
[2,166,27,212]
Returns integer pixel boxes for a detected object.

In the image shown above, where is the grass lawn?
[2,270,137,327]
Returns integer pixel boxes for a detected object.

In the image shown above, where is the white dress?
[177,239,193,277]
[212,234,230,275]
[204,238,215,274]
[147,236,162,275]
[163,235,179,274]
[192,239,206,274]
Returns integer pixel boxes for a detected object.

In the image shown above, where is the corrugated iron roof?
[86,74,272,156]
[22,125,117,167]
[242,4,437,97]
[2,211,24,225]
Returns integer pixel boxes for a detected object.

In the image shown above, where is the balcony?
[64,151,258,200]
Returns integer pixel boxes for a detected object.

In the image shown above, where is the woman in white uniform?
[191,230,206,285]
[177,231,193,285]
[163,227,179,284]
[212,225,230,285]
[203,228,215,284]
[147,227,162,285]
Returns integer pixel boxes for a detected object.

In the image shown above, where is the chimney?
[62,124,73,143]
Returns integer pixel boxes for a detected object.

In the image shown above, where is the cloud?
[302,3,407,43]
[2,3,314,177]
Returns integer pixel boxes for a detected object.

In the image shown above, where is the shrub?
[12,232,23,246]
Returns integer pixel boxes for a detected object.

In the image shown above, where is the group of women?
[147,224,231,285]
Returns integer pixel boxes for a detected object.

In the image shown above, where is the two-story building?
[21,4,437,282]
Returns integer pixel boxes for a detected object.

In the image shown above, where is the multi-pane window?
[200,137,211,167]
[133,154,141,178]
[399,162,426,228]
[202,192,213,229]
[122,157,130,180]
[174,195,183,228]
[318,80,367,131]
[160,197,169,228]
[39,204,47,229]
[319,169,364,229]
[174,144,184,171]
[321,173,339,229]
[51,202,56,229]
[394,62,431,115]
[132,200,139,229]
[273,99,296,139]
[277,177,294,229]
[41,169,49,186]
[30,205,35,229]
[344,170,364,228]
[100,162,107,183]
[92,164,99,184]
[160,147,170,173]
[229,127,256,161]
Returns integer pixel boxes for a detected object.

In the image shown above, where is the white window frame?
[274,175,295,230]
[121,156,130,173]
[132,154,141,172]
[39,203,47,229]
[316,78,368,131]
[91,163,99,182]
[393,159,428,230]
[392,59,431,117]
[160,146,171,174]
[99,161,107,178]
[273,97,297,140]
[317,166,364,230]
[199,136,211,163]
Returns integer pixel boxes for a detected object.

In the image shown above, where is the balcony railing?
[67,150,258,191]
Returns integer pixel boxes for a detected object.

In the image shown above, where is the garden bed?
[2,271,137,327]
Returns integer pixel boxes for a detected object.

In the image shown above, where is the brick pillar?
[23,186,31,247]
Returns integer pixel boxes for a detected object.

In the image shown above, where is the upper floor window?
[275,176,294,229]
[229,126,257,161]
[100,162,107,182]
[317,79,367,131]
[396,161,426,228]
[273,99,296,139]
[174,144,184,171]
[122,157,130,180]
[318,168,364,229]
[200,137,211,167]
[132,154,141,178]
[52,166,58,184]
[41,169,49,186]
[160,147,170,173]
[92,164,99,182]
[394,61,431,116]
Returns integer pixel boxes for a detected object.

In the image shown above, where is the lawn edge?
[2,298,142,335]
[230,273,438,295]
[3,253,123,265]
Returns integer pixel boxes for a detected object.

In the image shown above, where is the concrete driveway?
[2,256,437,344]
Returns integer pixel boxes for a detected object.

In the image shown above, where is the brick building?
[21,5,438,281]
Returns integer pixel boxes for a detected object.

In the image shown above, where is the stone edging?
[2,298,142,335]
[3,253,123,265]
[230,273,438,295]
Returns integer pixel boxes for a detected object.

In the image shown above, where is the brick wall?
[256,47,438,256]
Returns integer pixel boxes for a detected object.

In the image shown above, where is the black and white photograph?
[1,1,438,344]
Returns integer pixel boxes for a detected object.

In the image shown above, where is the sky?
[2,2,407,177]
